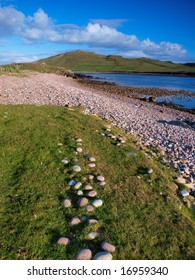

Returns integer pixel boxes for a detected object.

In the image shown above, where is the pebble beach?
[0,72,195,183]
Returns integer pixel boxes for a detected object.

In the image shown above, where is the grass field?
[0,104,194,260]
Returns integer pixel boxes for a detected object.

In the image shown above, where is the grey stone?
[73,165,81,172]
[77,190,83,196]
[88,232,98,240]
[63,199,71,208]
[88,174,94,180]
[88,219,98,224]
[70,217,80,225]
[92,199,103,207]
[78,197,88,207]
[99,181,106,186]
[147,168,153,174]
[74,182,82,189]
[86,205,94,212]
[101,241,116,253]
[68,180,76,186]
[88,157,96,162]
[76,249,92,260]
[81,215,88,222]
[93,252,112,260]
[87,190,97,197]
[61,158,68,164]
[57,237,70,245]
[76,138,82,143]
[88,163,96,168]
[85,185,93,190]
[97,175,105,182]
[179,190,189,197]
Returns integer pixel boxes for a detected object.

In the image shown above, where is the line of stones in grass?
[57,136,116,260]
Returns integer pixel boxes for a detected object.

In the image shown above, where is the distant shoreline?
[75,71,195,78]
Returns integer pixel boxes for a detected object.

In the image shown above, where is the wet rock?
[93,252,112,260]
[78,197,88,207]
[57,237,70,245]
[101,241,116,253]
[92,199,103,207]
[76,249,92,260]
[63,199,71,208]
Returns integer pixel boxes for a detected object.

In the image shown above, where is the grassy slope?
[38,50,195,73]
[0,104,194,260]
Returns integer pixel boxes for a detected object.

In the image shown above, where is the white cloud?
[90,19,128,28]
[0,6,24,36]
[0,6,188,61]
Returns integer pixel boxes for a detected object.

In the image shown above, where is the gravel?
[1,72,194,180]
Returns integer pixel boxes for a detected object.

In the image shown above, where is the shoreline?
[0,71,195,184]
[75,75,195,114]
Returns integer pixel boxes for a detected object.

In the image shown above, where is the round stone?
[76,249,92,260]
[92,199,103,207]
[147,168,153,174]
[97,175,105,182]
[88,174,94,180]
[70,217,80,225]
[88,232,98,240]
[88,190,97,197]
[57,143,63,146]
[81,215,88,222]
[88,157,96,162]
[99,181,106,186]
[74,182,82,189]
[61,158,68,164]
[88,219,98,224]
[88,163,96,168]
[76,147,83,153]
[73,165,81,172]
[93,252,112,260]
[68,180,76,186]
[63,199,71,208]
[78,197,88,207]
[85,185,93,190]
[57,237,70,245]
[76,138,82,143]
[77,190,83,196]
[86,205,94,212]
[101,241,116,253]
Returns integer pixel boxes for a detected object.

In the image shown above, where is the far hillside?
[37,50,195,74]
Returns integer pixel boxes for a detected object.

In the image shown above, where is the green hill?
[37,50,195,74]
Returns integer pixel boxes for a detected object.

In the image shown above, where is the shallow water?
[85,73,195,109]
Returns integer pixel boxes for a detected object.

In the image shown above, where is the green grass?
[0,104,194,260]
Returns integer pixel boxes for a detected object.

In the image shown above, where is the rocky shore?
[0,72,195,184]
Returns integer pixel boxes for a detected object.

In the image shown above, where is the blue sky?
[0,0,194,64]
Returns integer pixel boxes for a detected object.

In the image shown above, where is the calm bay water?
[85,73,195,109]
